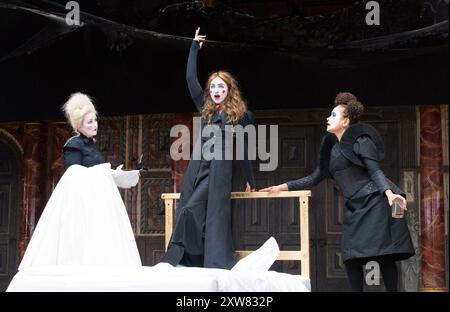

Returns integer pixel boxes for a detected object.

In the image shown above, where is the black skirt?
[162,156,236,269]
[341,192,415,262]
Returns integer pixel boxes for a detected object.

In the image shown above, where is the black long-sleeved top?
[286,136,391,197]
[186,41,204,112]
[63,133,105,169]
[186,40,256,189]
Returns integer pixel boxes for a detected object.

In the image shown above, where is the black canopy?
[0,0,448,122]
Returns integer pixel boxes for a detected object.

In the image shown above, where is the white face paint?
[78,112,98,138]
[209,77,228,104]
[326,105,348,134]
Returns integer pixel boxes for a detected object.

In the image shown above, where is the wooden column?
[170,113,192,194]
[18,122,47,261]
[419,106,447,291]
[48,122,71,197]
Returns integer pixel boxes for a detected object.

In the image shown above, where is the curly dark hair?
[334,92,364,124]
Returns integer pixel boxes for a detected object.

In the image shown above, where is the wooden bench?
[161,191,311,277]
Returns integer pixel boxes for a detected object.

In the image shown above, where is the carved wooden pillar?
[170,113,193,193]
[124,115,141,234]
[48,122,71,196]
[419,105,448,291]
[136,114,173,265]
[139,114,173,236]
[18,122,47,260]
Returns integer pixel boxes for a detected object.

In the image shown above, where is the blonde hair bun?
[62,92,97,131]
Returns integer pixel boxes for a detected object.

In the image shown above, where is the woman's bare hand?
[194,27,206,48]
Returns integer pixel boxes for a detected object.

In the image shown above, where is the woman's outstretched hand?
[259,184,288,193]
[245,182,256,192]
[194,27,206,48]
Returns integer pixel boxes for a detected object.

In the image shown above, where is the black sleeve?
[354,136,391,194]
[239,159,256,189]
[186,41,204,112]
[63,137,83,169]
[238,111,256,189]
[286,166,325,191]
[63,147,82,169]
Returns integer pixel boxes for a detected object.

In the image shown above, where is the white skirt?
[18,163,142,270]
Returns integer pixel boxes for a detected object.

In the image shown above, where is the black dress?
[287,123,414,263]
[63,133,105,169]
[162,41,256,269]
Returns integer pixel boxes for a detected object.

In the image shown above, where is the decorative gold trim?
[419,287,449,292]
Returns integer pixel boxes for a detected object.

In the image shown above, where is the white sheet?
[232,237,280,272]
[6,264,310,292]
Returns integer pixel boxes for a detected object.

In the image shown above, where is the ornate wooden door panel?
[0,139,20,291]
[231,125,318,279]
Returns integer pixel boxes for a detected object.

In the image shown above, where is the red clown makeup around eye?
[222,90,225,94]
[209,90,212,94]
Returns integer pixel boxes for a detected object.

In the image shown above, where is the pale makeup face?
[209,77,228,104]
[326,105,349,134]
[78,112,98,138]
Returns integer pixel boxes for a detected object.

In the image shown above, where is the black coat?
[63,133,105,169]
[163,41,256,269]
[287,123,414,262]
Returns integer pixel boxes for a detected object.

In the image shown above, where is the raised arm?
[186,27,206,112]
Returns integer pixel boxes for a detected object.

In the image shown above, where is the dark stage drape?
[0,0,448,122]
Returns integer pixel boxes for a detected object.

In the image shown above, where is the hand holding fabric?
[111,164,140,189]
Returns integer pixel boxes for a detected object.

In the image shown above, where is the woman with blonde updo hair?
[10,92,142,281]
[163,27,256,270]
[61,92,105,168]
[62,92,97,133]
[260,92,414,292]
